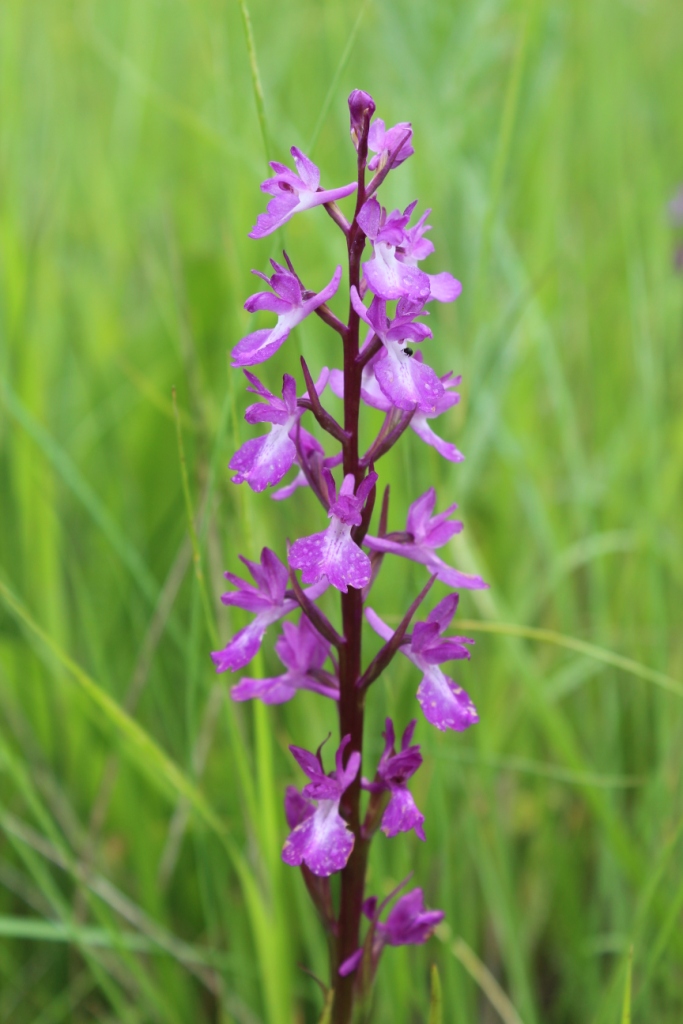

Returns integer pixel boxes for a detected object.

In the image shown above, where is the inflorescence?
[212,89,488,1020]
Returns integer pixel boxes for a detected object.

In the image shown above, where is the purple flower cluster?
[212,90,486,1019]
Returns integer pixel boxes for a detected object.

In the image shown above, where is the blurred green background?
[1,0,683,1021]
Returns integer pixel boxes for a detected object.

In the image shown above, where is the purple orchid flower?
[232,260,342,367]
[377,887,444,945]
[396,207,462,303]
[231,616,336,704]
[350,288,443,413]
[408,366,464,461]
[367,118,414,172]
[289,472,378,593]
[366,595,478,732]
[249,147,357,239]
[282,735,361,877]
[229,370,327,492]
[364,488,488,590]
[358,198,431,303]
[211,547,327,673]
[339,884,444,977]
[330,355,464,463]
[363,718,425,840]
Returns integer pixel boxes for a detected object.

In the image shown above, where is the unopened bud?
[348,89,376,147]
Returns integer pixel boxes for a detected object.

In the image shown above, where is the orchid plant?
[212,90,487,1023]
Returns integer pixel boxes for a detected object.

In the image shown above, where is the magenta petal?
[427,271,462,303]
[365,608,395,644]
[407,488,436,534]
[229,430,297,491]
[231,325,290,367]
[284,786,315,829]
[423,637,473,663]
[289,532,327,584]
[210,619,266,673]
[290,745,325,783]
[290,147,320,190]
[231,674,298,704]
[358,197,382,239]
[382,788,426,840]
[365,245,430,302]
[244,404,287,425]
[427,593,458,628]
[249,192,300,239]
[339,949,364,977]
[411,414,465,462]
[424,520,463,547]
[417,668,478,731]
[382,889,444,946]
[290,524,371,593]
[244,292,292,315]
[282,800,355,876]
[328,368,345,399]
[374,347,444,413]
[425,555,489,590]
[271,469,307,501]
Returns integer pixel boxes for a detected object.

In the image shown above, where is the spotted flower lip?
[210,547,327,673]
[366,595,478,732]
[249,147,357,239]
[362,718,425,840]
[231,616,336,704]
[232,260,342,367]
[289,472,378,593]
[364,488,488,590]
[229,369,328,492]
[282,736,361,877]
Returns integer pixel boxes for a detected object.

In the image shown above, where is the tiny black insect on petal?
[404,347,414,357]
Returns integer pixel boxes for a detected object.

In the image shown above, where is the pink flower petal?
[282,800,355,877]
[229,429,297,491]
[416,667,478,732]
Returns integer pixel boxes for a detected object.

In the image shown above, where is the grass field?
[1,0,683,1021]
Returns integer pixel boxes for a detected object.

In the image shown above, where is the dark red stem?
[332,113,371,1024]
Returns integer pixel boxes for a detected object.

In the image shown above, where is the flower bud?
[348,89,376,148]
